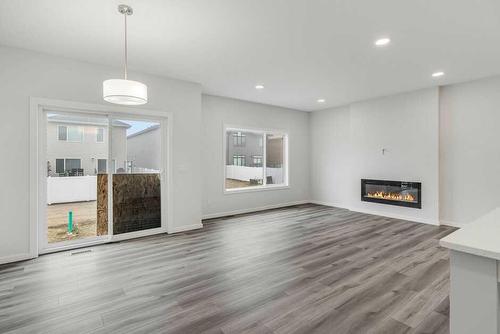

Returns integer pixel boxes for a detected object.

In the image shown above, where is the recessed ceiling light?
[317,99,326,103]
[255,84,265,90]
[374,38,391,46]
[432,71,445,78]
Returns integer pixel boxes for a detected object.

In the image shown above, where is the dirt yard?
[225,178,252,189]
[47,201,98,243]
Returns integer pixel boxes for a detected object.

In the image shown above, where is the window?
[225,128,288,191]
[68,127,83,142]
[233,155,246,166]
[96,128,104,143]
[58,125,83,142]
[97,159,107,173]
[57,126,67,141]
[66,159,81,171]
[252,155,262,167]
[55,158,82,175]
[232,132,246,146]
[55,159,64,174]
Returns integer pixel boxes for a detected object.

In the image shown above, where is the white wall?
[310,88,440,224]
[310,106,351,208]
[202,95,310,218]
[0,46,202,261]
[440,76,500,226]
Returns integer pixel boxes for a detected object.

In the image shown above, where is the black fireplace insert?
[361,179,421,209]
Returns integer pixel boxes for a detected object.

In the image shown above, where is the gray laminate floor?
[0,204,456,334]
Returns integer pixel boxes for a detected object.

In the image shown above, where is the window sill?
[224,184,290,195]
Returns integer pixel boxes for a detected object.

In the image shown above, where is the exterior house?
[126,124,161,172]
[225,131,264,168]
[46,114,130,176]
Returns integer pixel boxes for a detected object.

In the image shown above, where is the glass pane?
[55,159,64,174]
[112,119,162,234]
[97,159,107,173]
[65,159,81,171]
[46,113,109,244]
[96,128,104,143]
[67,126,83,142]
[225,130,264,189]
[266,134,285,185]
[58,126,67,141]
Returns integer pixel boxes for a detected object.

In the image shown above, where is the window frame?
[223,125,289,194]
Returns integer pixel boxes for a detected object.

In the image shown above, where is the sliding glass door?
[111,118,162,236]
[42,110,166,252]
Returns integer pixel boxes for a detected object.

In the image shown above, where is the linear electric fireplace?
[361,179,421,209]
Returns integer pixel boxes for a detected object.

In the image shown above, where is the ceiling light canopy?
[103,4,148,106]
[374,38,391,46]
[255,84,265,90]
[432,71,445,78]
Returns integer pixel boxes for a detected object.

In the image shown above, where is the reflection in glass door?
[45,112,109,246]
[111,118,162,235]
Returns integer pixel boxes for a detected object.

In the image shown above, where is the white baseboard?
[350,207,440,225]
[0,253,33,265]
[202,200,310,220]
[309,200,350,210]
[311,200,439,226]
[168,223,204,234]
[439,219,463,228]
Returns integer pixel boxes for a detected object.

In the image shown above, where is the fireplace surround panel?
[361,179,422,209]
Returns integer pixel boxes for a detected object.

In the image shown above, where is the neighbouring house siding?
[126,126,161,171]
[46,121,128,176]
[226,131,263,167]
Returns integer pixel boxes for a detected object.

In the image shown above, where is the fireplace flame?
[367,191,415,202]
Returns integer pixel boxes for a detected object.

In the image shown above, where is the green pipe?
[68,211,73,233]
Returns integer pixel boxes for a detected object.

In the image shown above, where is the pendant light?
[103,4,147,105]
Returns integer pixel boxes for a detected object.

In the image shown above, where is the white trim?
[40,236,109,255]
[224,184,290,194]
[168,224,204,234]
[309,200,350,210]
[202,200,309,220]
[29,99,40,260]
[440,219,463,228]
[0,253,33,265]
[110,227,168,241]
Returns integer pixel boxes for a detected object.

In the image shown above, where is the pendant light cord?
[124,13,128,80]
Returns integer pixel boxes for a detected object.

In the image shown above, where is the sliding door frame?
[30,97,173,256]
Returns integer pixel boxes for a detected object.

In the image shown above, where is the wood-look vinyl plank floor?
[0,204,456,334]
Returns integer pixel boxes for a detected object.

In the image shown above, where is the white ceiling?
[2,0,500,111]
